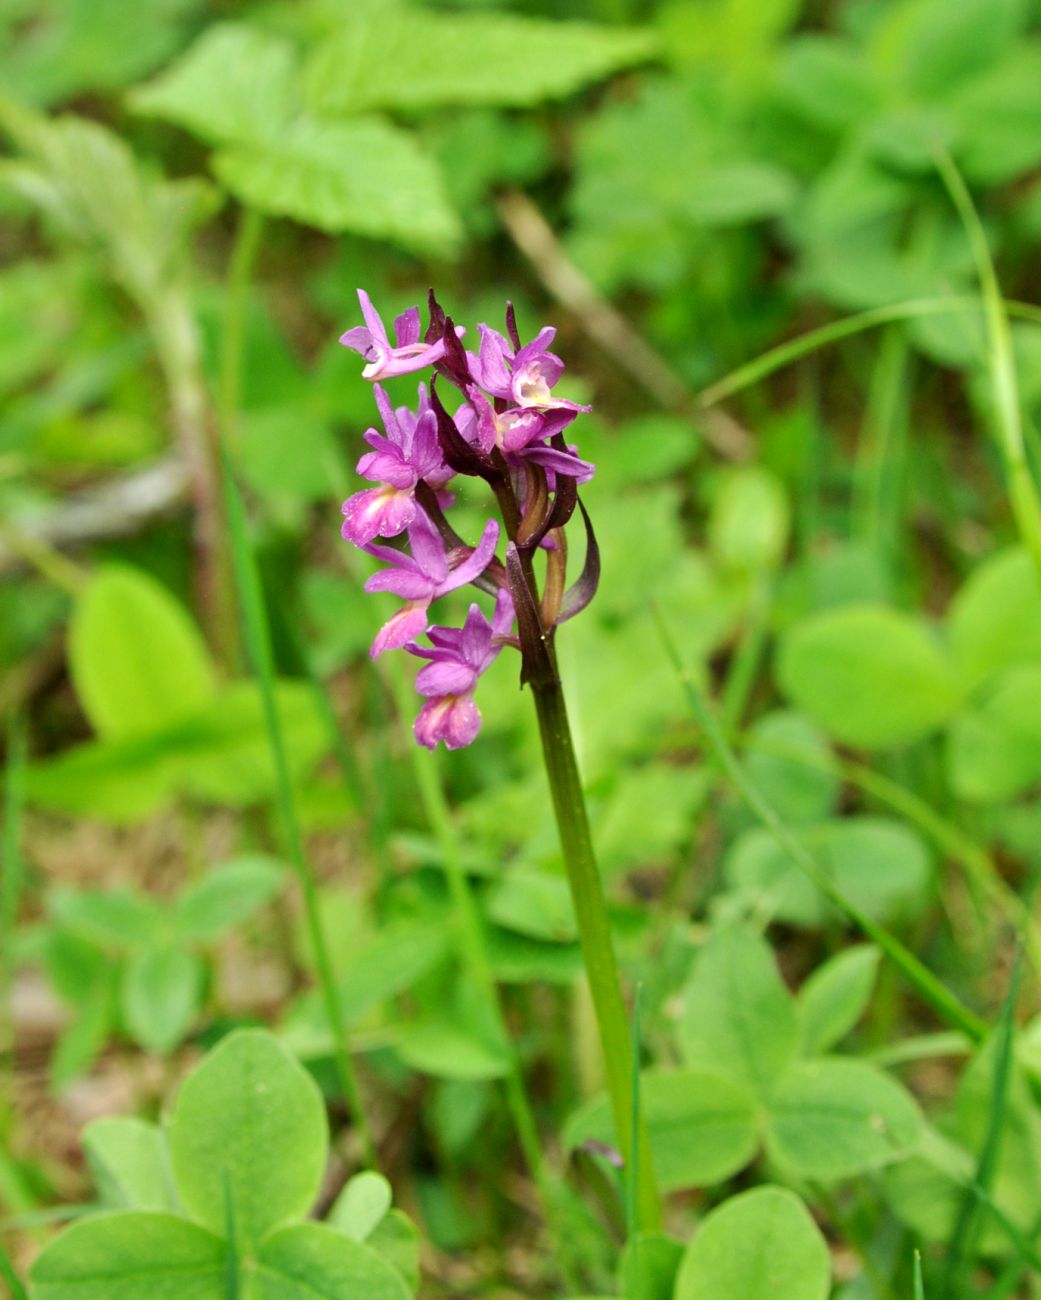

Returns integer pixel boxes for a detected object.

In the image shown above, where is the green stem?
[1,719,26,1158]
[218,207,265,443]
[530,673,662,1232]
[934,149,1041,585]
[653,608,988,1044]
[384,661,589,1285]
[0,1234,28,1300]
[220,451,375,1165]
[853,325,910,559]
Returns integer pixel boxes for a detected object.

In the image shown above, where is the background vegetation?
[4,0,1041,1295]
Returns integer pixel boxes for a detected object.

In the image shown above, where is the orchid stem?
[529,670,662,1232]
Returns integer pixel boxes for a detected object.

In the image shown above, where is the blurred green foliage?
[5,0,1041,1295]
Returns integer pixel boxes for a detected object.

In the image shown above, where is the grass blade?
[696,295,1041,410]
[0,1234,28,1300]
[626,982,643,1243]
[914,1250,925,1300]
[220,444,375,1164]
[652,606,987,1044]
[941,951,1022,1297]
[935,149,1041,582]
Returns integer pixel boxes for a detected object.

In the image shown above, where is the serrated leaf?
[131,22,299,146]
[69,565,217,741]
[167,1030,327,1250]
[213,116,460,253]
[0,103,217,303]
[306,9,657,113]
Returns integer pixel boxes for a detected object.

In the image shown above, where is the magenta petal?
[415,660,478,697]
[407,510,449,583]
[394,306,421,347]
[357,450,415,488]
[371,603,430,658]
[413,695,482,749]
[476,325,513,396]
[522,444,595,483]
[364,567,433,600]
[339,325,373,355]
[437,518,500,595]
[341,487,416,545]
[444,695,482,748]
[357,289,387,343]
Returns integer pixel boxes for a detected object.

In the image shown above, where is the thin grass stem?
[696,296,1041,410]
[0,1235,28,1300]
[936,151,1041,582]
[653,606,988,1043]
[220,450,375,1164]
[941,951,1022,1297]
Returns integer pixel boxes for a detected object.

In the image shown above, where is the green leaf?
[69,565,217,741]
[798,946,880,1055]
[777,603,960,749]
[174,856,285,943]
[121,945,203,1053]
[485,868,577,943]
[674,1186,830,1300]
[213,117,460,253]
[4,0,202,108]
[131,22,299,146]
[83,1118,176,1212]
[708,466,790,571]
[685,162,797,226]
[564,1070,760,1192]
[765,1058,923,1180]
[947,547,1041,691]
[744,711,840,825]
[952,48,1041,185]
[305,9,657,113]
[53,886,162,950]
[620,1233,684,1300]
[725,817,932,929]
[867,0,1025,101]
[329,1172,392,1243]
[27,680,328,821]
[947,666,1041,802]
[679,925,798,1098]
[0,105,217,307]
[29,1212,227,1299]
[395,1019,510,1082]
[775,35,882,130]
[167,1029,327,1250]
[366,1211,421,1293]
[254,1223,412,1300]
